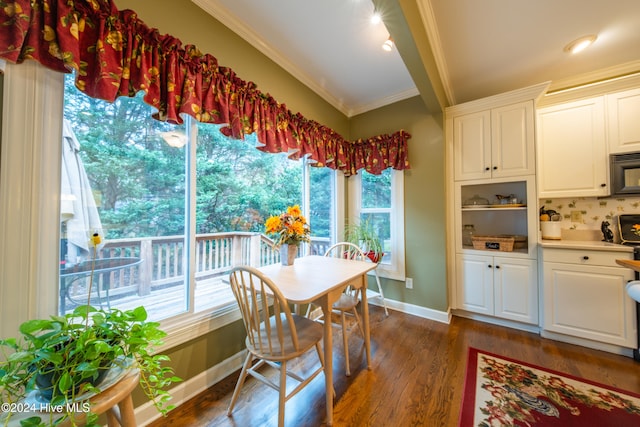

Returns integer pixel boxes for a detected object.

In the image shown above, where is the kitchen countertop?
[616,259,640,272]
[538,239,634,252]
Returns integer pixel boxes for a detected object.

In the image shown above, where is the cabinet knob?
[582,256,589,260]
[488,264,492,268]
[485,167,490,171]
[600,183,606,187]
[495,265,500,269]
[493,166,498,170]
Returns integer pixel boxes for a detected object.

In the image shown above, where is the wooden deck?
[62,274,235,322]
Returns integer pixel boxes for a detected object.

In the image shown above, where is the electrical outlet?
[570,210,583,222]
[406,277,413,289]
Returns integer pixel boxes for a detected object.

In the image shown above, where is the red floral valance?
[0,0,410,176]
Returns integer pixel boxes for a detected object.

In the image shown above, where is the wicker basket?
[471,235,515,252]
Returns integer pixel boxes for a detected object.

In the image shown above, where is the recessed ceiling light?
[371,12,382,25]
[382,37,394,52]
[564,35,597,54]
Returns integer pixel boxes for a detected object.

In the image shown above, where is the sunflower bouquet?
[265,205,311,248]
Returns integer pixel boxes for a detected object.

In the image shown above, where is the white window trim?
[0,61,64,338]
[348,170,405,281]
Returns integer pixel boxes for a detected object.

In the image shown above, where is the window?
[348,169,405,280]
[57,73,342,333]
[61,76,190,320]
[0,61,348,344]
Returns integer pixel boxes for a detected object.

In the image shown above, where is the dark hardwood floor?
[148,306,640,427]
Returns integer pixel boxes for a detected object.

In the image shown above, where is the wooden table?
[59,368,140,427]
[259,255,377,426]
[616,258,640,272]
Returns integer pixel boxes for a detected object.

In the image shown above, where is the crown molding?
[349,87,420,117]
[417,0,455,106]
[539,61,640,106]
[547,60,640,94]
[445,81,551,116]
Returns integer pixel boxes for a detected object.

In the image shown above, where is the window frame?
[348,170,406,281]
[0,61,345,348]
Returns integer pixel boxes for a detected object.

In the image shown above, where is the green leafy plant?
[344,220,383,263]
[0,235,180,427]
[0,305,181,427]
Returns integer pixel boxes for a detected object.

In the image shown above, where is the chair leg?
[341,311,351,376]
[227,352,253,416]
[351,306,364,337]
[278,360,287,427]
[374,269,389,316]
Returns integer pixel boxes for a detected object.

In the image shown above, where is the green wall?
[350,98,447,311]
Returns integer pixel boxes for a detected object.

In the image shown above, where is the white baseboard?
[369,296,451,324]
[451,309,540,334]
[136,350,247,426]
[540,330,635,358]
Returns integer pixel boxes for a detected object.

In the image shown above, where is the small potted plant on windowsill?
[344,220,384,263]
[0,233,181,427]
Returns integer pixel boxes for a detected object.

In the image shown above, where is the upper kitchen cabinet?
[537,97,608,198]
[447,83,550,182]
[608,88,640,154]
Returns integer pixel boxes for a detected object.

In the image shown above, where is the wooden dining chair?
[318,242,367,376]
[227,266,325,427]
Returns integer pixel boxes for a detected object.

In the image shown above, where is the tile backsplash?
[539,196,640,241]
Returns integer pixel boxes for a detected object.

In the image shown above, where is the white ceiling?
[192,0,640,116]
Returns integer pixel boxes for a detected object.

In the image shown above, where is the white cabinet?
[608,88,640,154]
[457,253,538,324]
[453,100,535,181]
[541,248,636,349]
[454,177,538,326]
[537,97,608,198]
[447,84,548,329]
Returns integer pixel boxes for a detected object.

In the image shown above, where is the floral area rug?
[459,347,640,426]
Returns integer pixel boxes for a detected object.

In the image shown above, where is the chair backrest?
[229,266,301,357]
[324,242,366,261]
[324,242,366,298]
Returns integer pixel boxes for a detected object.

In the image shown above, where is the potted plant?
[0,233,180,427]
[344,220,384,263]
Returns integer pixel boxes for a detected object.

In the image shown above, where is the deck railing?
[67,233,331,302]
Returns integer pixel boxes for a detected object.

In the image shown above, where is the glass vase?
[279,244,298,266]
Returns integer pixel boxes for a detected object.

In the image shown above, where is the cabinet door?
[456,254,494,315]
[543,262,636,347]
[537,97,608,197]
[494,257,538,324]
[491,101,535,179]
[453,110,492,181]
[608,88,640,154]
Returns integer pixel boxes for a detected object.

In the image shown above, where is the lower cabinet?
[541,248,636,348]
[456,254,538,324]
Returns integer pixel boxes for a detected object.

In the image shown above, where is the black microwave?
[610,152,640,196]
